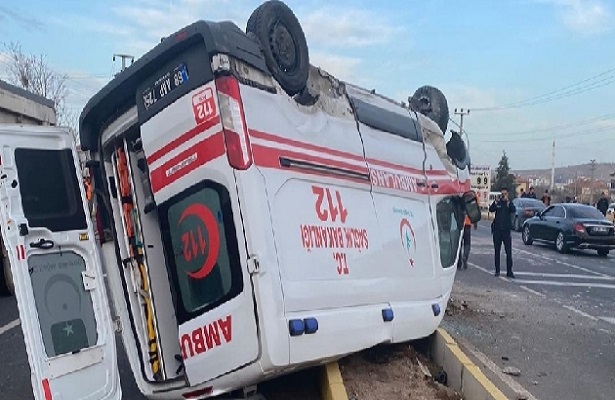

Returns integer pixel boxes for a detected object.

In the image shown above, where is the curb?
[432,328,508,400]
[320,328,507,400]
[320,362,349,400]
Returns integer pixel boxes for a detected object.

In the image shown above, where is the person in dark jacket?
[489,187,516,278]
[541,189,551,206]
[597,192,610,216]
[527,186,537,199]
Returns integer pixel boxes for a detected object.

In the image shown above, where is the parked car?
[522,203,615,256]
[511,198,546,231]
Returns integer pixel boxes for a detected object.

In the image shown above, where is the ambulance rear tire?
[0,257,14,297]
[247,0,310,96]
[409,85,449,134]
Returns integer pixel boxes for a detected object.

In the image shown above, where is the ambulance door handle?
[18,223,29,236]
[29,238,55,250]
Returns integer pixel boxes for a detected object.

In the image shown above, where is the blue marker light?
[382,308,394,322]
[288,319,305,336]
[303,318,319,334]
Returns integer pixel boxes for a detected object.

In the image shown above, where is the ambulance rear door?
[0,126,121,400]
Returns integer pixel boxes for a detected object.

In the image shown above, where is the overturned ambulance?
[0,1,479,399]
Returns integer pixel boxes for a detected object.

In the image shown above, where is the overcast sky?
[1,0,614,170]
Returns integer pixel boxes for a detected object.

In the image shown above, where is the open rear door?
[0,126,121,400]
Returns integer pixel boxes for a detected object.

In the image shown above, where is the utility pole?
[589,159,597,205]
[550,139,555,192]
[454,108,471,135]
[113,53,134,75]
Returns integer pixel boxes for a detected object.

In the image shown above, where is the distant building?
[0,79,57,125]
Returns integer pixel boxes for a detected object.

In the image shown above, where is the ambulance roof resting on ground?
[0,1,480,399]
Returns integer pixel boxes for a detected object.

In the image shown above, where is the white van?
[1,1,479,399]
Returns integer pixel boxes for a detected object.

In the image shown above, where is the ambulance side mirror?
[462,192,481,224]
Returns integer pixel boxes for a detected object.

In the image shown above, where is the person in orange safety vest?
[458,191,479,270]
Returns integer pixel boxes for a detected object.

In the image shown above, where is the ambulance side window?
[436,197,464,268]
[14,148,87,232]
[160,181,243,324]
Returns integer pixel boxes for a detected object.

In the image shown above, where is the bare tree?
[2,42,77,140]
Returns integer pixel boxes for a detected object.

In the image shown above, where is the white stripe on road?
[513,248,610,277]
[562,305,599,321]
[513,279,615,289]
[0,319,20,336]
[466,262,614,326]
[519,285,546,298]
[513,272,615,280]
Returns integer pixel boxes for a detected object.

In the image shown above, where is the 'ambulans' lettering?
[180,315,232,360]
[370,169,419,193]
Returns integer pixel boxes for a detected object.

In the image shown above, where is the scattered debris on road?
[339,343,462,400]
[503,366,522,376]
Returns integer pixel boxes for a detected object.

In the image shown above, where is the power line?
[475,138,608,152]
[471,65,615,112]
[470,112,615,137]
[469,123,615,144]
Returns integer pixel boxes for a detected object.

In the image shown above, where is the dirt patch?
[339,343,463,400]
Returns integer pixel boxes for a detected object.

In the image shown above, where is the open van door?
[0,126,121,400]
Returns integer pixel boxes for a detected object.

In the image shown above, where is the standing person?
[541,189,551,206]
[520,188,527,198]
[457,191,479,270]
[527,187,537,199]
[597,192,610,216]
[489,187,516,278]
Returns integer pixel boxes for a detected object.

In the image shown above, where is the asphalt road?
[1,219,613,399]
[443,220,615,400]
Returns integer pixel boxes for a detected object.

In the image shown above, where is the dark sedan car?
[511,198,547,231]
[522,203,615,256]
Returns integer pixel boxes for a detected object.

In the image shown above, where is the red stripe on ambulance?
[250,129,366,164]
[147,115,221,165]
[16,245,25,260]
[150,132,225,193]
[251,143,369,176]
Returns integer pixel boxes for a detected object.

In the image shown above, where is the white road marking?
[513,279,615,289]
[598,316,615,325]
[519,285,546,298]
[513,248,610,277]
[513,272,615,280]
[453,335,539,400]
[0,319,20,336]
[562,305,599,321]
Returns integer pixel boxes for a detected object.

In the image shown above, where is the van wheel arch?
[246,0,310,96]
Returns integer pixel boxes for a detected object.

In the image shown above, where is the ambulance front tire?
[409,85,449,134]
[247,0,310,96]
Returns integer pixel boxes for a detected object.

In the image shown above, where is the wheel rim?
[557,233,564,250]
[269,22,297,72]
[523,227,530,241]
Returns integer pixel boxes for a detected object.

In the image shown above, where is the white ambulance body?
[1,2,479,399]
